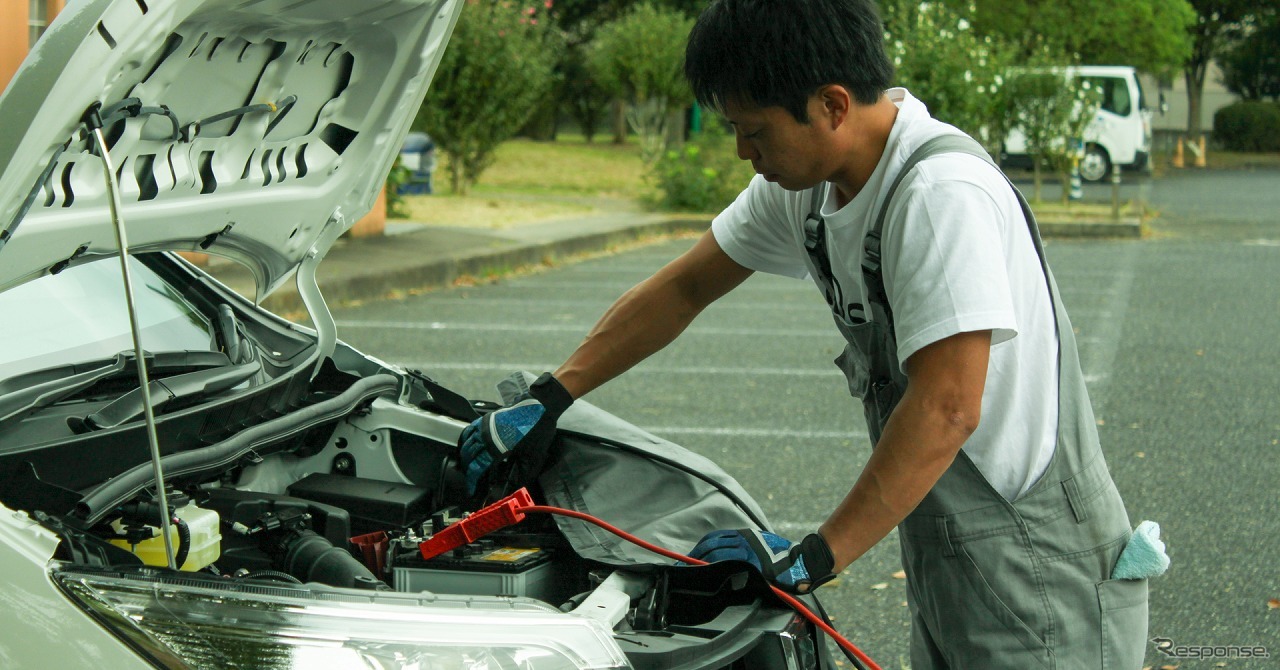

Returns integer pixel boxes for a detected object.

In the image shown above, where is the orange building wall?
[0,3,29,94]
[2,1,67,94]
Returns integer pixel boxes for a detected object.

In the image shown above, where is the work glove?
[687,529,836,594]
[459,372,574,496]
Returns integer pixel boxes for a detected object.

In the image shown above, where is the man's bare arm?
[554,230,753,400]
[819,329,993,571]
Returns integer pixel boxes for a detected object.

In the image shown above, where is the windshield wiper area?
[0,350,232,428]
[68,359,261,433]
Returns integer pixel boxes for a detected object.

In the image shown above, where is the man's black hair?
[684,0,894,122]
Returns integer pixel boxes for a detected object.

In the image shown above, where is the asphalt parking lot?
[331,168,1279,668]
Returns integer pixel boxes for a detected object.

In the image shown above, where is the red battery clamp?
[417,488,534,560]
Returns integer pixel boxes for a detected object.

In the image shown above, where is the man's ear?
[815,85,853,129]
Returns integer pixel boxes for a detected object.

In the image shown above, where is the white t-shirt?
[711,88,1058,500]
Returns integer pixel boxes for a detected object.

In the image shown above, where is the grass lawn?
[461,134,649,199]
[393,134,653,229]
[1030,200,1145,222]
[391,135,1278,230]
[1150,146,1280,177]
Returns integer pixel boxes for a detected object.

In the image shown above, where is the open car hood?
[0,0,461,299]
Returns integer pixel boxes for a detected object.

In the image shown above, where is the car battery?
[392,541,563,603]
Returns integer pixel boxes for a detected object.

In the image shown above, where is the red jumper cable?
[417,488,883,670]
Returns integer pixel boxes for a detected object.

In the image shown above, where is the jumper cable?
[418,488,883,670]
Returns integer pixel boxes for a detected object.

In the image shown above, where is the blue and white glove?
[459,372,574,495]
[688,529,836,594]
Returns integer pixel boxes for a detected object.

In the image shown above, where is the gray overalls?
[801,135,1149,669]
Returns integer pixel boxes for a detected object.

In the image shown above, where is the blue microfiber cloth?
[1111,520,1170,580]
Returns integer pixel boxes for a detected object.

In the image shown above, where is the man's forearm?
[818,395,973,572]
[818,330,992,572]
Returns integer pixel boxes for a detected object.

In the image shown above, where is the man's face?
[724,95,834,191]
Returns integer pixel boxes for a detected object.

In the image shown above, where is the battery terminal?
[418,489,534,560]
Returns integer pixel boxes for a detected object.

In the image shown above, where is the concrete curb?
[224,217,712,316]
[1038,217,1143,239]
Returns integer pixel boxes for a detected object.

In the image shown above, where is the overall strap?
[802,183,847,326]
[803,134,999,333]
[864,134,996,327]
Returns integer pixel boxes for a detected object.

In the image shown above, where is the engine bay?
[0,361,823,669]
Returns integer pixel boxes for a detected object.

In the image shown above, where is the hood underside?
[0,0,461,300]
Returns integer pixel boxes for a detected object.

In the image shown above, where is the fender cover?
[539,399,774,567]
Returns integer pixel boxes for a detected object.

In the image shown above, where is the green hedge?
[1213,101,1280,152]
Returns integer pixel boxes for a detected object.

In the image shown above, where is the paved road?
[332,169,1279,669]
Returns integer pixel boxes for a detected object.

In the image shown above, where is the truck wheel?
[1079,144,1111,183]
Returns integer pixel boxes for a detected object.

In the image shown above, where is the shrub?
[1213,101,1280,152]
[415,1,558,194]
[384,158,412,219]
[650,123,752,212]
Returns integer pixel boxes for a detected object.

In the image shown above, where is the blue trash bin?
[398,132,436,195]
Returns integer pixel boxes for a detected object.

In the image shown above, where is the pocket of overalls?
[1096,578,1148,669]
[954,541,1054,664]
[833,343,870,399]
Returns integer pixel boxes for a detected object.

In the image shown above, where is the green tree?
[1180,0,1263,138]
[881,1,1017,148]
[561,44,610,142]
[948,0,1195,75]
[586,3,695,163]
[1219,8,1280,101]
[553,0,702,34]
[552,0,702,144]
[414,0,557,194]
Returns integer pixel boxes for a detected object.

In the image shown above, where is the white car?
[0,1,839,668]
[1001,65,1154,182]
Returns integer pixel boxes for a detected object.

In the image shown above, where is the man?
[461,0,1148,666]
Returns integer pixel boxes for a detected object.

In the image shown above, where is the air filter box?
[286,473,430,532]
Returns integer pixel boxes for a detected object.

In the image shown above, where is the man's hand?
[688,529,836,593]
[458,373,573,495]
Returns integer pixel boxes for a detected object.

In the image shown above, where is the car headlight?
[54,569,631,670]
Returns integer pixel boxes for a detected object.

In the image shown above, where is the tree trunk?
[1184,19,1216,143]
[666,108,686,149]
[612,98,627,145]
[1185,65,1207,141]
[625,98,671,164]
[449,159,467,196]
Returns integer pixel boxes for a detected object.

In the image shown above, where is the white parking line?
[339,320,837,338]
[396,297,827,312]
[1073,248,1137,415]
[396,361,843,377]
[644,427,865,440]
[490,281,817,293]
[770,521,837,534]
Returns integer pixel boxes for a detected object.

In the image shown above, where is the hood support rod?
[88,105,177,571]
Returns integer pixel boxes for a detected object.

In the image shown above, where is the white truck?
[1001,65,1153,182]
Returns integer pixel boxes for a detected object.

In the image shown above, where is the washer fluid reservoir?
[109,502,221,571]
